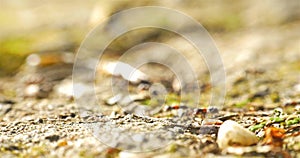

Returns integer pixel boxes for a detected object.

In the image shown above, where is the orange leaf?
[262,127,285,147]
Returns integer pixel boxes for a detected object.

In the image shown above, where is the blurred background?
[1,1,300,157]
[0,0,299,93]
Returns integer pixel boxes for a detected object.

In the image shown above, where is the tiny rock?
[57,139,68,147]
[217,120,258,149]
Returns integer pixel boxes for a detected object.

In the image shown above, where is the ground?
[0,1,300,158]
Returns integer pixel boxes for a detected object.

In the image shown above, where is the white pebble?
[217,120,258,149]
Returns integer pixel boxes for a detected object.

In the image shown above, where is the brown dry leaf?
[261,127,285,147]
[105,148,120,158]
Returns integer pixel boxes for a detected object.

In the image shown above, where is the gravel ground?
[0,1,300,157]
[0,61,299,157]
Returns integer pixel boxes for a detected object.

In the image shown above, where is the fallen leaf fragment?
[261,127,285,147]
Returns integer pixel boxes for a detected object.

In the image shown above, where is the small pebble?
[217,120,258,149]
[57,139,68,147]
[106,94,122,105]
[45,135,60,142]
[207,106,219,113]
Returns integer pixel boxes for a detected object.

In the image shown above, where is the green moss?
[165,93,180,105]
[141,98,151,105]
[0,53,26,76]
[249,122,266,132]
[167,143,179,153]
[286,118,300,126]
[0,38,32,55]
[270,117,285,123]
[270,92,280,103]
[234,99,250,108]
[0,37,33,76]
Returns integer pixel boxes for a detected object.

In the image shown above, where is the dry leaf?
[261,127,285,147]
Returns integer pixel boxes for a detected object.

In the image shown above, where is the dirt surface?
[0,1,300,158]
